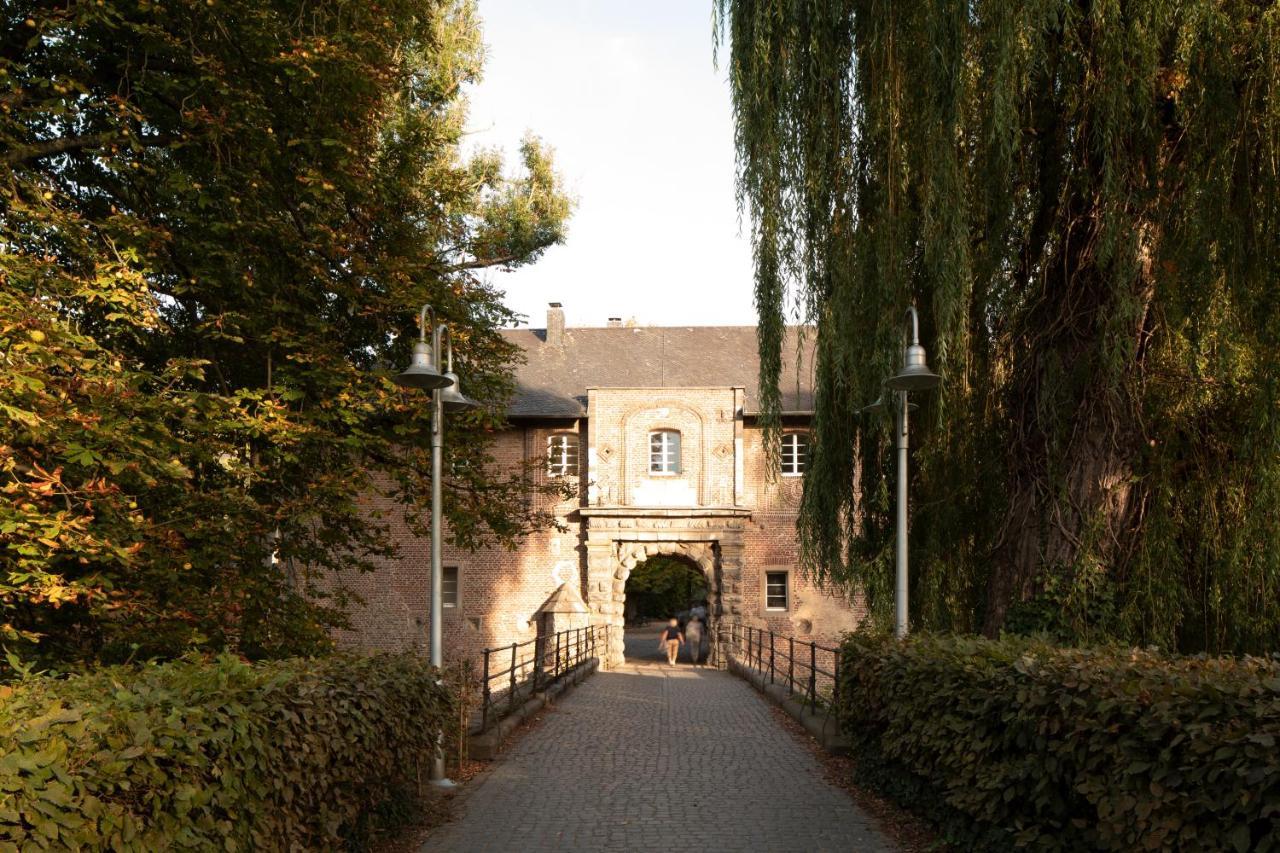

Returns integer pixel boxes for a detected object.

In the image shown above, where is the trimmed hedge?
[0,653,455,851]
[837,634,1280,851]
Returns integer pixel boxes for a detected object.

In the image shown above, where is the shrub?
[837,633,1280,851]
[0,653,455,850]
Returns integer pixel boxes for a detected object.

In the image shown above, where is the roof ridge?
[499,325,815,417]
[503,324,811,332]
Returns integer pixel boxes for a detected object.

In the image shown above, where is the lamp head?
[885,343,940,392]
[393,340,453,390]
[439,372,481,412]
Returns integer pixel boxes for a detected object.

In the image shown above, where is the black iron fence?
[716,623,842,714]
[477,624,608,733]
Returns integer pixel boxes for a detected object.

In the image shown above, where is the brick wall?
[739,423,866,643]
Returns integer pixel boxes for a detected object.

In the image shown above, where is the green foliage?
[0,0,573,667]
[837,632,1280,851]
[0,652,456,851]
[716,1,1280,652]
[625,557,707,621]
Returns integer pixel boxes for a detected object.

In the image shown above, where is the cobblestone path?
[424,628,894,852]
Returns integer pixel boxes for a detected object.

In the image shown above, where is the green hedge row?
[0,653,456,851]
[837,634,1280,851]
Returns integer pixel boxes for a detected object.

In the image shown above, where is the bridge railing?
[715,623,842,715]
[477,624,608,734]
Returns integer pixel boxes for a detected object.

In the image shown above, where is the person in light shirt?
[684,615,705,666]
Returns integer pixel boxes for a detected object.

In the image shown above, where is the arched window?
[649,430,681,474]
[546,433,579,477]
[781,431,809,476]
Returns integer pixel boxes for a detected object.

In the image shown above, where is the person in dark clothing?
[657,618,683,665]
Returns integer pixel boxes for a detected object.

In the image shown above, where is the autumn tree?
[1,0,571,667]
[717,1,1280,652]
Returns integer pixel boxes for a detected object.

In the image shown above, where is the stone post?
[584,539,621,667]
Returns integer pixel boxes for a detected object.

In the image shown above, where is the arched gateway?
[582,508,748,667]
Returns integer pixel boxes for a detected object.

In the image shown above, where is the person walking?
[657,618,683,665]
[685,615,705,666]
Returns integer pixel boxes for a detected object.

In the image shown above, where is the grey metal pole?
[428,325,452,786]
[430,376,444,667]
[895,389,909,640]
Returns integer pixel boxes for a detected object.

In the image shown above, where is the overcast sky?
[465,0,757,330]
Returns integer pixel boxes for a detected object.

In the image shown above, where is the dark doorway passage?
[623,556,709,665]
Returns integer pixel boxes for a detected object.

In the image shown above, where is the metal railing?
[477,624,608,733]
[717,623,842,715]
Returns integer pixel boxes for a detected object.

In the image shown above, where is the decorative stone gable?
[587,387,743,509]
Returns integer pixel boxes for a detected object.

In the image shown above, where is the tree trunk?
[984,216,1158,635]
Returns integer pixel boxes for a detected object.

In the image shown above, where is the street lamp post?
[393,304,478,785]
[863,305,940,640]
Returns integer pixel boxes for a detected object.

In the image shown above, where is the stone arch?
[605,540,719,666]
[614,540,716,584]
[582,512,747,668]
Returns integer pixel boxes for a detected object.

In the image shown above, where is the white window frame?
[765,570,789,611]
[546,432,579,478]
[442,565,460,609]
[781,432,809,477]
[649,430,681,475]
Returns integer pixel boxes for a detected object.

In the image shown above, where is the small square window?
[442,566,459,608]
[765,571,789,610]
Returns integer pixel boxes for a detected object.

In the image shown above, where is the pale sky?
[466,0,757,330]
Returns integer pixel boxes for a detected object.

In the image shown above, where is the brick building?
[336,304,865,667]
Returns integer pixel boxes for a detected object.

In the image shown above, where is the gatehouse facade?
[336,304,866,666]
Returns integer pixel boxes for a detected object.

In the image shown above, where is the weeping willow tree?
[716,1,1280,653]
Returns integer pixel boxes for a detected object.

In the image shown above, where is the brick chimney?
[607,317,622,327]
[546,302,565,346]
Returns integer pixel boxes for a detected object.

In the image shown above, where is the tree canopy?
[717,0,1280,652]
[625,557,708,622]
[1,0,571,668]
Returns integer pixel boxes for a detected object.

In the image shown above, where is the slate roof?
[500,325,816,418]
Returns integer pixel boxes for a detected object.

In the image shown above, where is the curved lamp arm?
[436,324,454,373]
[905,305,921,346]
[417,304,436,343]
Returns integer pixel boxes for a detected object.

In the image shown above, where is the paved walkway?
[425,627,894,852]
